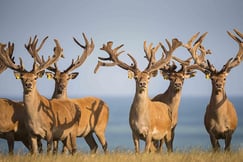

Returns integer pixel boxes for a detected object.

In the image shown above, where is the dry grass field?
[0,149,243,162]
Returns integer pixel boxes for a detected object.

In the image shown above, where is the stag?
[95,38,182,153]
[144,42,199,152]
[0,38,81,154]
[0,43,43,154]
[27,34,109,153]
[183,29,243,151]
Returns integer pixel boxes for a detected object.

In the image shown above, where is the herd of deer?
[0,29,242,155]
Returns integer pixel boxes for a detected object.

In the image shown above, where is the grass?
[0,149,243,162]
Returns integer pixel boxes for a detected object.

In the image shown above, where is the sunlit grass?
[0,148,243,162]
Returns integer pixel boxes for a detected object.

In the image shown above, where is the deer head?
[184,29,243,94]
[161,60,196,92]
[0,36,63,95]
[43,33,94,98]
[95,38,182,94]
[144,40,196,92]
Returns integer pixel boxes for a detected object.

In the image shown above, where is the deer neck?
[52,83,68,99]
[209,83,227,107]
[23,86,43,119]
[163,82,182,110]
[131,84,150,114]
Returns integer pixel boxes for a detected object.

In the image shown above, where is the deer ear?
[45,72,54,80]
[151,70,158,77]
[205,72,211,79]
[14,71,21,79]
[37,70,45,78]
[184,71,196,79]
[69,72,79,80]
[128,70,134,79]
[160,71,169,80]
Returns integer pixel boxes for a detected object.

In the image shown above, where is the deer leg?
[95,131,108,153]
[37,138,43,153]
[157,139,163,153]
[150,140,159,153]
[30,136,38,154]
[60,138,68,154]
[46,137,53,155]
[165,130,173,153]
[69,133,77,155]
[52,140,59,154]
[209,134,220,152]
[132,132,140,153]
[84,132,98,154]
[224,130,233,152]
[6,133,14,155]
[144,134,152,153]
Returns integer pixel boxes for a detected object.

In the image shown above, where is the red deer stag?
[183,29,243,151]
[94,38,182,153]
[0,38,81,154]
[27,34,109,154]
[0,43,43,154]
[144,41,200,152]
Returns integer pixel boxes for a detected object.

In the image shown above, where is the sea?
[0,96,242,154]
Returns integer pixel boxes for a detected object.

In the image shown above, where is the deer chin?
[24,89,32,95]
[215,88,223,94]
[174,86,182,92]
[138,86,146,93]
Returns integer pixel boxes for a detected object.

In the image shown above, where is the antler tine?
[183,32,200,49]
[0,42,15,73]
[183,32,214,74]
[94,60,116,73]
[25,35,48,64]
[144,41,153,60]
[222,29,243,72]
[144,41,160,66]
[172,56,191,66]
[34,39,63,73]
[95,41,138,73]
[146,38,182,73]
[64,33,94,73]
[0,42,25,72]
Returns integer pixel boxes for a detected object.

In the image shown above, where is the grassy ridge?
[0,149,243,162]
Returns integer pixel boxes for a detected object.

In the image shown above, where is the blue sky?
[0,0,243,98]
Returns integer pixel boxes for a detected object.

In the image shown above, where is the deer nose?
[25,82,32,89]
[139,82,146,87]
[175,82,182,87]
[216,82,222,87]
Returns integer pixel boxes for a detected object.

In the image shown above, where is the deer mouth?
[24,87,32,94]
[215,88,223,94]
[138,84,147,93]
[139,87,146,93]
[215,84,223,92]
[174,85,182,91]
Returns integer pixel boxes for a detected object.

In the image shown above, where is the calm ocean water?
[0,96,242,154]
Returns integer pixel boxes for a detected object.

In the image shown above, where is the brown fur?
[0,38,81,154]
[129,72,172,153]
[44,33,109,153]
[46,71,109,153]
[14,69,81,154]
[204,73,238,151]
[0,99,34,154]
[183,29,243,151]
[95,39,182,153]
